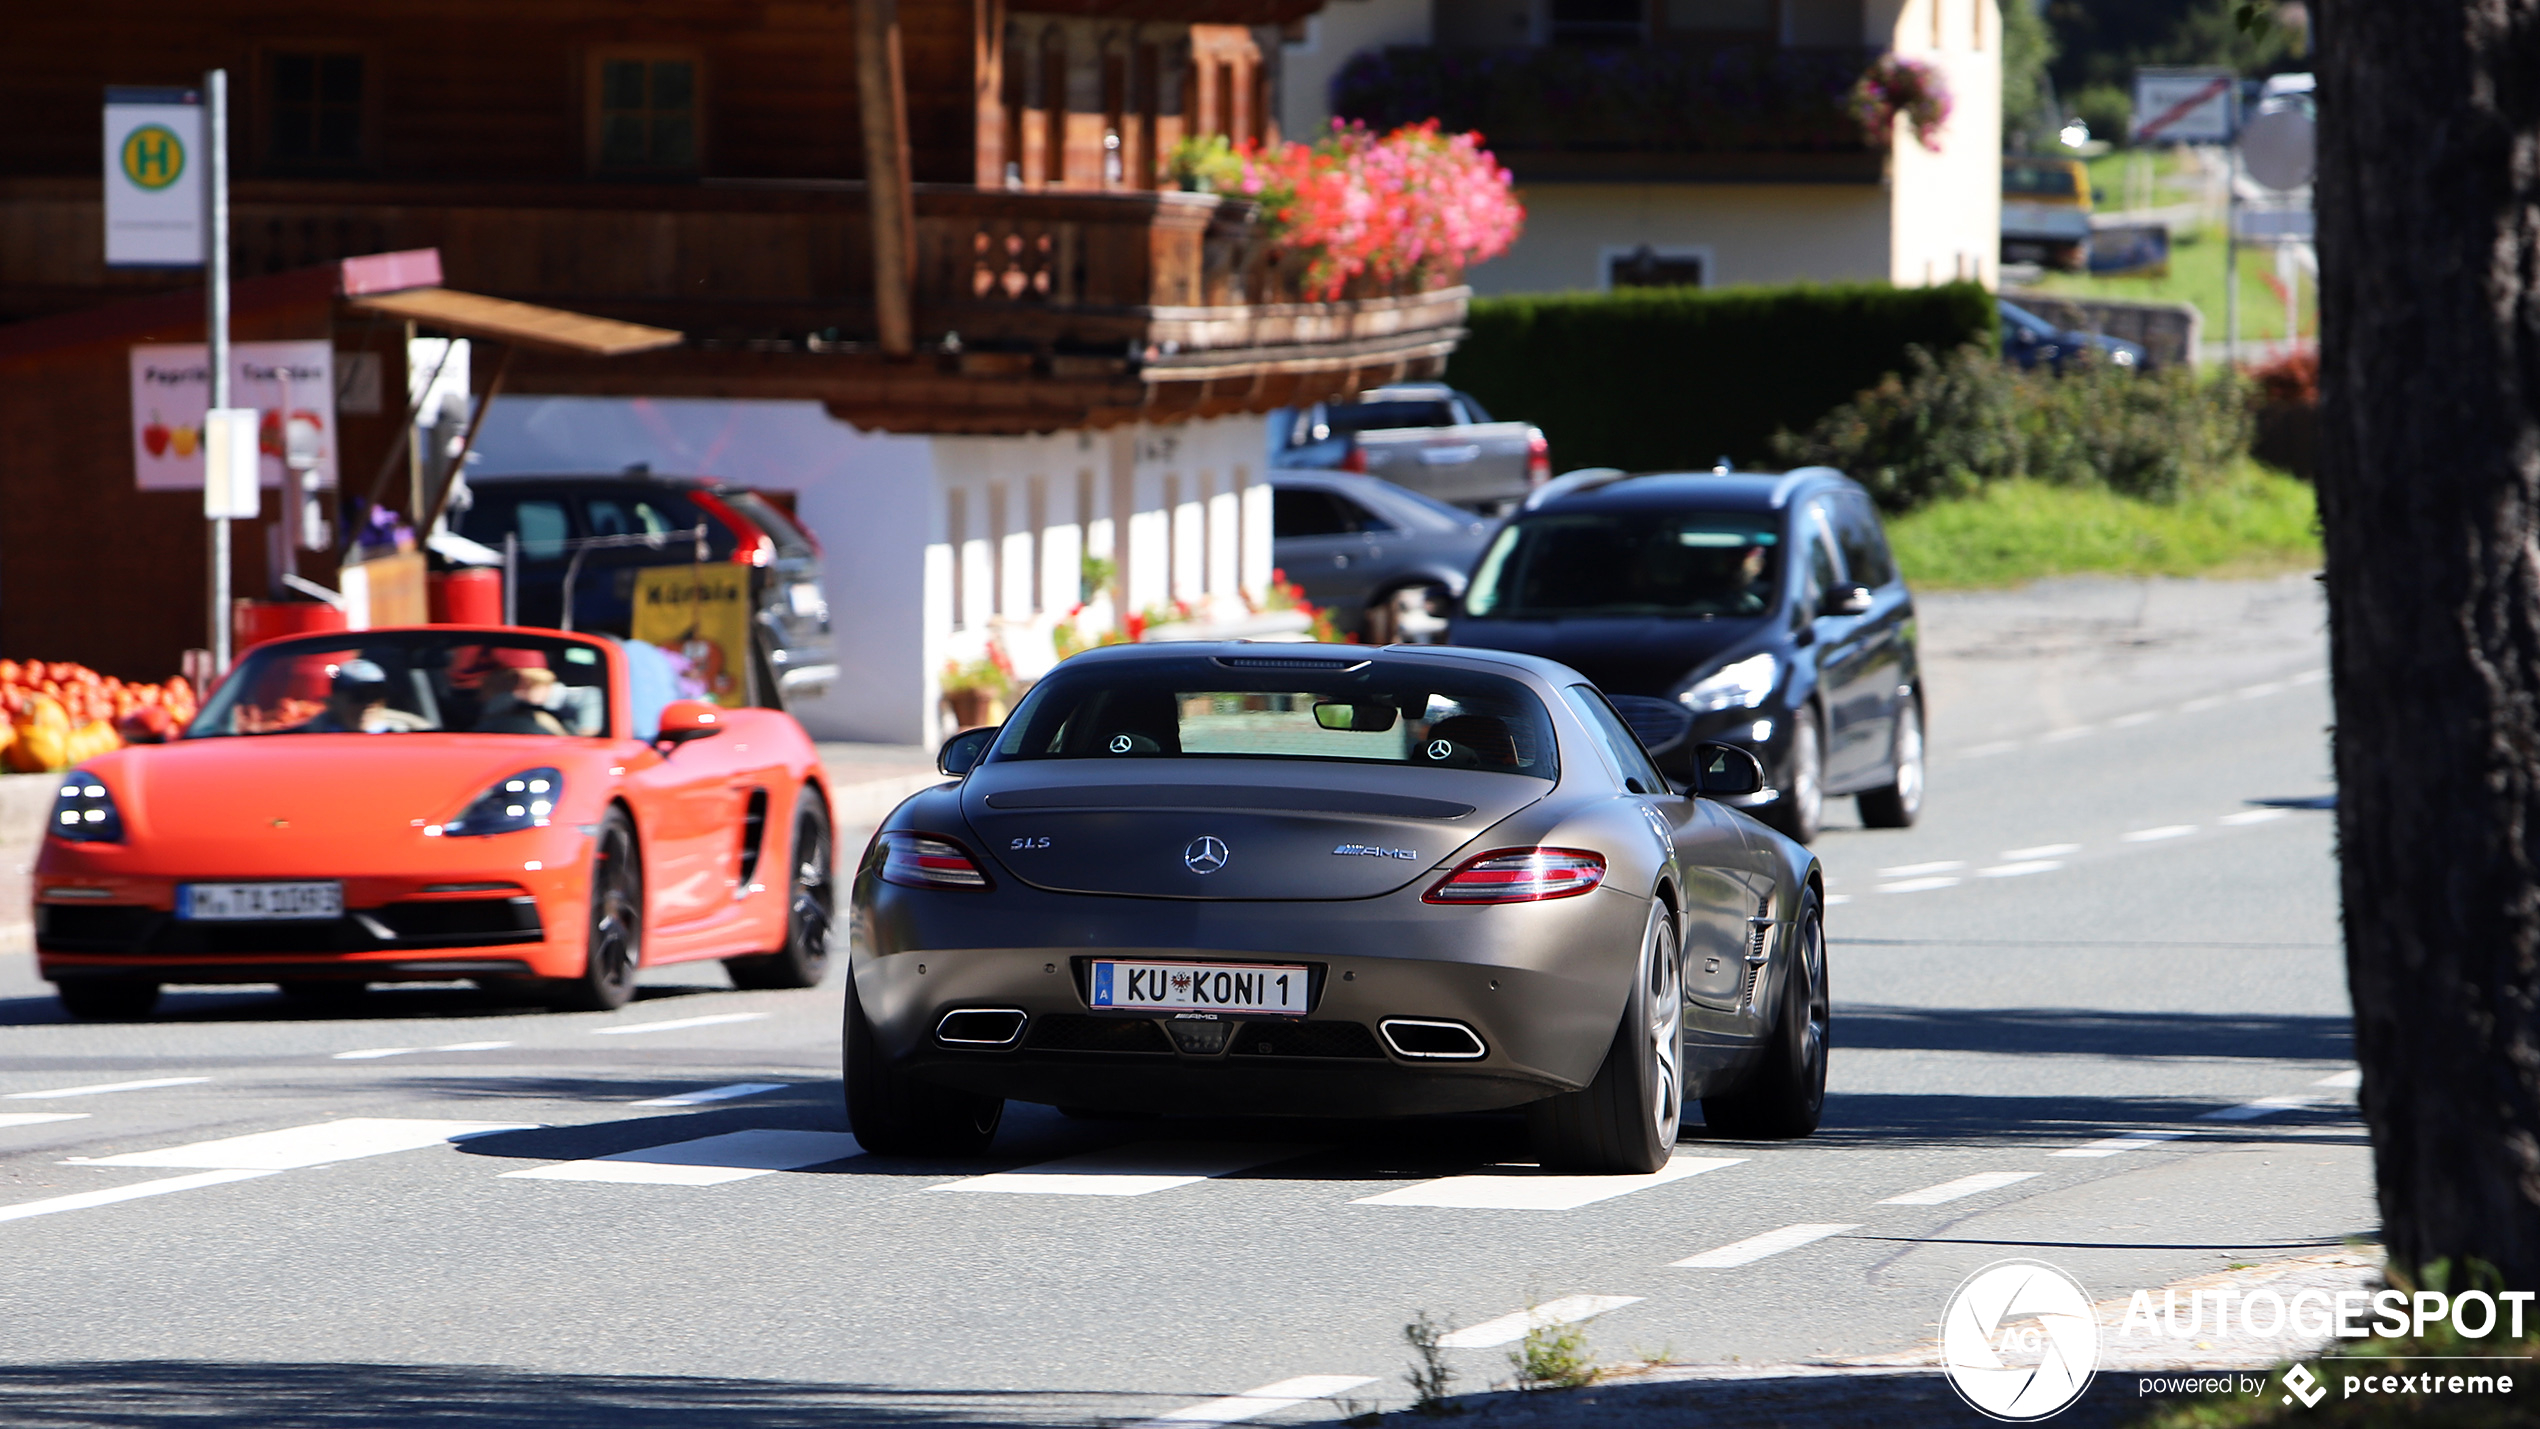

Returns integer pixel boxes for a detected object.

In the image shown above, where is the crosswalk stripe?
[2049,1130,2193,1158]
[1438,1295,1642,1349]
[590,1013,767,1036]
[333,1048,418,1060]
[501,1129,862,1185]
[1354,1154,1744,1210]
[2198,1095,2319,1122]
[71,1118,536,1170]
[0,1113,91,1130]
[939,1143,1311,1197]
[2313,1069,2362,1090]
[1139,1375,1377,1426]
[5,1077,209,1100]
[630,1082,791,1108]
[1672,1223,1859,1268]
[1879,1171,2040,1205]
[0,1168,280,1224]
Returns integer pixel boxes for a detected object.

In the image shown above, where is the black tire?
[726,789,835,991]
[1527,902,1684,1173]
[277,979,369,1006]
[1701,887,1829,1138]
[842,962,1004,1155]
[550,807,643,1012]
[1857,698,1924,829]
[1058,1105,1162,1121]
[1760,707,1825,843]
[56,979,160,1021]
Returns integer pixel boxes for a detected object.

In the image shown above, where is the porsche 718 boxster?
[845,642,1829,1173]
[34,626,835,1019]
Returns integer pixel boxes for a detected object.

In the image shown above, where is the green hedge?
[1443,281,1997,474]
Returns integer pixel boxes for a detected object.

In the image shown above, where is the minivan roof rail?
[1521,468,1629,510]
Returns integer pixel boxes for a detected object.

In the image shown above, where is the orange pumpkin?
[8,693,70,773]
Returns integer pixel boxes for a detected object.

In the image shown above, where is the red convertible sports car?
[33,626,835,1019]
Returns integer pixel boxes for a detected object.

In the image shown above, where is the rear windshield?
[187,631,613,739]
[1465,510,1782,618]
[1326,399,1458,434]
[990,658,1557,780]
[2003,163,2080,198]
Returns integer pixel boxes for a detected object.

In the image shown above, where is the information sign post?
[203,69,233,671]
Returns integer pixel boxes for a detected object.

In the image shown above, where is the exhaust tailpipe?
[1378,1018,1488,1060]
[935,1008,1029,1047]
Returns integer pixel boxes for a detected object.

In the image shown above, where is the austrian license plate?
[1089,961,1310,1017]
[177,881,344,922]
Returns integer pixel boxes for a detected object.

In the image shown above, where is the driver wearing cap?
[301,658,420,733]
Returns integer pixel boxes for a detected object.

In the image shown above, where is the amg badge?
[1332,844,1419,860]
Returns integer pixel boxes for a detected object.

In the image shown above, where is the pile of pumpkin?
[0,662,199,773]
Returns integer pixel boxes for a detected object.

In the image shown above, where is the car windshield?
[186,631,613,739]
[990,658,1557,780]
[1464,510,1782,618]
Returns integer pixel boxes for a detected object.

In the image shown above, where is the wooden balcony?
[0,176,1465,434]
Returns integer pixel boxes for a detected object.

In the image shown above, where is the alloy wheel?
[591,824,642,997]
[790,807,834,964]
[1893,704,1924,817]
[1647,916,1684,1140]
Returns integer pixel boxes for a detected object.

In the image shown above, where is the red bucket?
[429,568,504,625]
[233,598,349,654]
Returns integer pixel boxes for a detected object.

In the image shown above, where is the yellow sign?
[121,124,184,190]
[632,565,752,708]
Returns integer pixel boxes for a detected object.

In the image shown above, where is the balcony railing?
[1331,45,1882,164]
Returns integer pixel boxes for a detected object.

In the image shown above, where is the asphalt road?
[0,574,2363,1428]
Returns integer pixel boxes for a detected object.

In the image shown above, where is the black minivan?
[1446,467,1921,842]
[451,472,838,710]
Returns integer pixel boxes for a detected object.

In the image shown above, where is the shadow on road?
[0,980,736,1027]
[0,1361,1122,1428]
[1296,1367,2158,1429]
[1836,1004,2351,1063]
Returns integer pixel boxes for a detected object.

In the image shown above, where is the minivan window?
[1830,494,1897,587]
[1465,511,1781,618]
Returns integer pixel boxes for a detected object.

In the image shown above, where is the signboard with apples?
[128,342,338,494]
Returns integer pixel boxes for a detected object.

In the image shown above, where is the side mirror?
[656,700,725,749]
[1691,742,1767,798]
[1820,585,1874,617]
[938,725,998,778]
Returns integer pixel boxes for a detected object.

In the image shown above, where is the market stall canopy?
[346,287,681,358]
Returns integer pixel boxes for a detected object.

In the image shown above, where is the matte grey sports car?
[843,642,1829,1173]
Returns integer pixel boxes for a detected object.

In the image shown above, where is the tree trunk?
[2315,0,2540,1284]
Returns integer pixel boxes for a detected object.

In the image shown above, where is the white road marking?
[1825,894,1853,906]
[2293,668,2328,684]
[435,1041,514,1052]
[72,1118,535,1170]
[1140,1376,1379,1426]
[2199,1095,2320,1122]
[2180,695,2227,712]
[1438,1295,1643,1349]
[1877,877,1961,894]
[589,1012,768,1036]
[5,1077,209,1100]
[0,1168,280,1224]
[1962,740,2020,758]
[2237,681,2286,699]
[0,1113,90,1129]
[1672,1223,1860,1268]
[1354,1154,1744,1210]
[2049,1131,2193,1159]
[1877,861,1966,878]
[2041,725,2096,743]
[1980,860,2064,878]
[333,1048,418,1060]
[940,1143,1310,1197]
[2110,711,2161,728]
[2002,843,2081,861]
[2313,1069,2362,1090]
[1880,1171,2041,1206]
[1143,1370,1381,1421]
[2220,808,2290,826]
[2121,825,2197,843]
[630,1082,791,1108]
[503,1129,861,1186]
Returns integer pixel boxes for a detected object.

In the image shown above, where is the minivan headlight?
[436,768,562,838]
[1678,653,1780,713]
[50,774,123,843]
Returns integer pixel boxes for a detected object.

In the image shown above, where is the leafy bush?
[1445,282,1996,475]
[1770,344,2250,511]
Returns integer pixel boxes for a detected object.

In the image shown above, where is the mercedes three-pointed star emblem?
[1182,835,1229,874]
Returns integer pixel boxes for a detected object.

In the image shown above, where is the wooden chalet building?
[0,0,1468,741]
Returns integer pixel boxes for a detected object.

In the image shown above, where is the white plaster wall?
[1879,0,2003,288]
[1468,183,1895,294]
[1278,0,1431,139]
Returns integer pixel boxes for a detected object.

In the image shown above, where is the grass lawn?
[1885,461,2319,590]
[2028,222,2314,347]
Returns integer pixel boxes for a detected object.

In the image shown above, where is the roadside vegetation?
[1881,462,2318,589]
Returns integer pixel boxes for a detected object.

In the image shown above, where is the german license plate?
[177,881,343,921]
[1089,961,1310,1016]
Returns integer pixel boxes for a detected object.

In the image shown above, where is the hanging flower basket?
[1850,55,1953,152]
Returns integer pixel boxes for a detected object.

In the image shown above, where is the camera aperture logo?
[1943,1259,2101,1420]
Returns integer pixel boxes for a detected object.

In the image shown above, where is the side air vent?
[734,788,771,890]
[1744,895,1774,1009]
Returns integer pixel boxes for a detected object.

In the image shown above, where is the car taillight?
[1339,445,1367,473]
[1526,431,1552,486]
[691,491,776,568]
[879,832,991,890]
[1424,847,1606,904]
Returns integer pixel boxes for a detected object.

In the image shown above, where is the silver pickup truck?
[1270,383,1549,513]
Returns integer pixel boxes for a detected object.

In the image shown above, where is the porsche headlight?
[49,773,123,843]
[1678,653,1780,713]
[434,768,562,838]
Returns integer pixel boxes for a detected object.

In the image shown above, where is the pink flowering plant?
[1170,121,1525,302]
[1850,55,1953,152]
